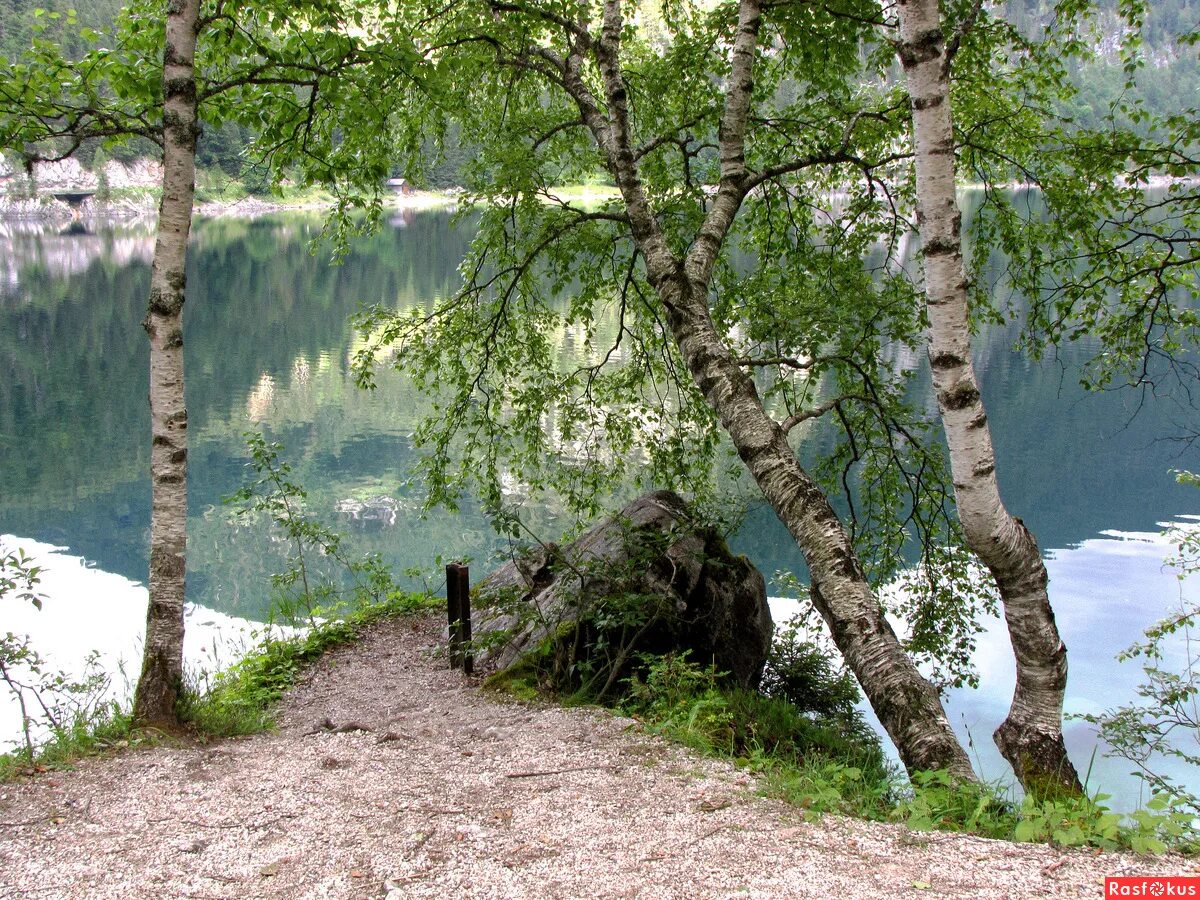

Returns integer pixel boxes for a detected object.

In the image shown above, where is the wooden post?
[455,564,473,676]
[446,562,472,674]
[446,562,462,669]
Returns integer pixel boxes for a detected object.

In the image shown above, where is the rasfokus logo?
[1106,877,1200,897]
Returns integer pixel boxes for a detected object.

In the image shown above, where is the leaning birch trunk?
[659,271,977,781]
[895,0,1082,795]
[132,0,200,727]
[562,0,976,780]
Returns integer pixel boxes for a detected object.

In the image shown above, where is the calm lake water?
[1,208,1197,809]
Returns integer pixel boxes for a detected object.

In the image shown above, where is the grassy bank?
[0,590,437,781]
[5,585,1195,854]
[487,649,1198,856]
[192,172,337,208]
[638,660,1196,855]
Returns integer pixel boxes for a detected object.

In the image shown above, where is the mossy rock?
[473,490,773,698]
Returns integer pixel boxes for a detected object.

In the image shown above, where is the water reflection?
[0,534,276,750]
[0,218,156,297]
[0,209,1196,808]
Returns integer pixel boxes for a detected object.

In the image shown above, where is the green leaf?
[1013,819,1041,843]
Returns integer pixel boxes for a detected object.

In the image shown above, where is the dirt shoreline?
[0,612,1178,899]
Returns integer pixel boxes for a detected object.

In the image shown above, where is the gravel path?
[0,613,1181,898]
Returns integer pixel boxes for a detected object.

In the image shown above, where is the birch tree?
[592,0,972,777]
[0,0,203,726]
[130,0,201,726]
[894,0,1082,795]
[0,0,394,727]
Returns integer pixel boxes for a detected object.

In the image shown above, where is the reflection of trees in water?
[0,211,474,593]
[0,220,156,301]
[0,239,151,519]
[187,430,558,620]
[0,208,1194,614]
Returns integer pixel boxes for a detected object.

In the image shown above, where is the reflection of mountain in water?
[0,211,481,609]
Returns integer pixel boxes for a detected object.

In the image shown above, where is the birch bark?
[132,0,200,726]
[558,0,977,779]
[659,272,976,779]
[895,0,1082,795]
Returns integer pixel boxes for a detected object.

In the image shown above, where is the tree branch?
[943,0,986,69]
[532,117,587,151]
[781,396,845,433]
[684,0,763,288]
[735,354,829,371]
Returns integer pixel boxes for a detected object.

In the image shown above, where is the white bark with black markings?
[132,0,200,727]
[895,0,1081,794]
[549,0,976,779]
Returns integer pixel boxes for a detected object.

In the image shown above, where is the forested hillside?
[1012,0,1200,129]
[0,0,474,183]
[0,0,1196,182]
[0,0,257,174]
[0,0,124,62]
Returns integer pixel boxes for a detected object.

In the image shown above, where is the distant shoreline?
[4,172,1193,225]
[0,188,460,224]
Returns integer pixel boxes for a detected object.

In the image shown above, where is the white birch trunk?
[132,0,200,727]
[559,0,977,779]
[658,271,977,779]
[896,0,1081,795]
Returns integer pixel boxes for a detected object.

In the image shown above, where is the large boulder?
[474,490,773,692]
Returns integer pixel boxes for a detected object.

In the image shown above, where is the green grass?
[537,184,621,203]
[889,769,1198,855]
[482,656,544,702]
[0,704,141,781]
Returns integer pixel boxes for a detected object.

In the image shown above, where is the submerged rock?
[474,490,772,692]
